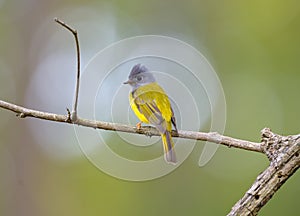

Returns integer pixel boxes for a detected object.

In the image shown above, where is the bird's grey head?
[123,64,156,90]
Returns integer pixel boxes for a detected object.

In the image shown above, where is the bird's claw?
[136,122,142,130]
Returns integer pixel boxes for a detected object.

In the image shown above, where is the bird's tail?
[161,131,177,165]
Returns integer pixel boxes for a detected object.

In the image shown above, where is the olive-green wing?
[133,83,173,133]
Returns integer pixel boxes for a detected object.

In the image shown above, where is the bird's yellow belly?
[129,95,149,123]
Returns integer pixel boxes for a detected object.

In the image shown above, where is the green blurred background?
[0,0,299,215]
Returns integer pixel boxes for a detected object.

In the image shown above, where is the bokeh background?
[0,0,299,215]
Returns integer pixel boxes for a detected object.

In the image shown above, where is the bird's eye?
[136,76,142,81]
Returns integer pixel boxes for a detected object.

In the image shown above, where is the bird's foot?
[144,130,153,138]
[136,122,142,130]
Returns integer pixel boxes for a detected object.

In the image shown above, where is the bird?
[123,64,178,164]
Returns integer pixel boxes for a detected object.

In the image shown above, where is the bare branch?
[228,128,300,216]
[0,99,262,153]
[54,17,80,122]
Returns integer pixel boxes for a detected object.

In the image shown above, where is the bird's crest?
[129,64,149,79]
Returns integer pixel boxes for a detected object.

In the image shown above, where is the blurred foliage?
[0,0,299,215]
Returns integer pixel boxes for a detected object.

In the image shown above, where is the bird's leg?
[136,122,142,130]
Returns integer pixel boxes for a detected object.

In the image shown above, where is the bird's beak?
[123,80,133,85]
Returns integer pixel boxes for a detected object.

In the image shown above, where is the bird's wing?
[133,83,172,133]
[170,107,178,132]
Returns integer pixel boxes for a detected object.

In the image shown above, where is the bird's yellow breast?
[129,82,172,128]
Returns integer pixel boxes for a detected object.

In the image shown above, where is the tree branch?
[0,99,262,153]
[228,128,300,215]
[54,18,80,122]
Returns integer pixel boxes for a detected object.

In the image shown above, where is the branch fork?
[228,128,300,215]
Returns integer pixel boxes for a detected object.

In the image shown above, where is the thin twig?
[54,17,80,122]
[0,99,262,152]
